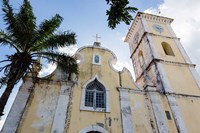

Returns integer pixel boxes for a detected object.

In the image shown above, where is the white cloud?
[39,45,78,77]
[58,45,78,55]
[39,63,57,77]
[113,61,136,80]
[145,0,200,74]
[121,36,126,42]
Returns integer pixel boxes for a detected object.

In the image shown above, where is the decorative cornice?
[125,12,174,43]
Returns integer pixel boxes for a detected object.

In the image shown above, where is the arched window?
[161,42,175,56]
[80,77,110,112]
[138,50,145,69]
[85,79,106,109]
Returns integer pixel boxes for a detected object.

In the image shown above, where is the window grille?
[85,79,106,109]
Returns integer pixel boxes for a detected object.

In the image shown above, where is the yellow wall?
[17,82,60,133]
[68,46,138,132]
[129,92,156,133]
[162,63,200,95]
[147,21,172,37]
[176,97,200,133]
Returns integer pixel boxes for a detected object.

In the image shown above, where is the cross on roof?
[94,34,101,42]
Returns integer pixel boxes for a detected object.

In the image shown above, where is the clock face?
[133,32,139,44]
[152,24,164,33]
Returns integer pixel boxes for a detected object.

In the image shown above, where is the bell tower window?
[162,42,175,56]
[138,51,145,69]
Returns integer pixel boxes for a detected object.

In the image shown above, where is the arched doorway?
[87,131,101,133]
[78,125,108,133]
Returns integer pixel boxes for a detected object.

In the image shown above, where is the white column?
[149,91,168,133]
[51,82,73,133]
[167,95,187,133]
[1,78,33,133]
[157,63,187,133]
[119,89,134,133]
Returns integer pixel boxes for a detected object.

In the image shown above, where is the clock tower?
[125,12,200,133]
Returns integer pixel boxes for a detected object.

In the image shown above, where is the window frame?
[161,42,175,56]
[80,76,110,112]
[92,54,101,65]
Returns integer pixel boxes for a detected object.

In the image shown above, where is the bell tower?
[125,12,200,133]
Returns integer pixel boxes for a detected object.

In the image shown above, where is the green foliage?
[106,0,138,29]
[0,0,78,116]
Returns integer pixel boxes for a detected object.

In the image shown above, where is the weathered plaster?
[149,92,168,133]
[167,95,187,133]
[119,88,134,133]
[1,77,33,133]
[157,63,187,133]
[51,82,73,133]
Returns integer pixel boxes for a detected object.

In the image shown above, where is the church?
[2,12,200,133]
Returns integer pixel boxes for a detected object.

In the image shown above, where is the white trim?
[76,45,118,61]
[51,82,73,133]
[78,125,108,133]
[119,89,134,133]
[2,78,33,133]
[80,75,110,112]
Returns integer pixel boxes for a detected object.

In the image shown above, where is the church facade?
[2,12,200,133]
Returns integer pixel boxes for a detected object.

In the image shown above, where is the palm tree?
[0,0,78,116]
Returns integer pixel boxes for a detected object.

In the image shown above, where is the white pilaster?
[167,95,187,133]
[149,91,168,133]
[157,63,187,133]
[1,78,33,133]
[119,89,134,133]
[51,82,73,133]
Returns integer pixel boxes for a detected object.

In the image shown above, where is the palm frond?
[16,0,36,51]
[0,77,8,88]
[31,31,76,52]
[2,0,23,51]
[2,0,16,32]
[0,30,20,52]
[106,0,138,29]
[35,14,63,44]
[32,51,78,75]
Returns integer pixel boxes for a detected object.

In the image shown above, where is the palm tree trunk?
[0,74,17,116]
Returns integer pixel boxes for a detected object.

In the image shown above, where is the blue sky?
[1,0,200,129]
